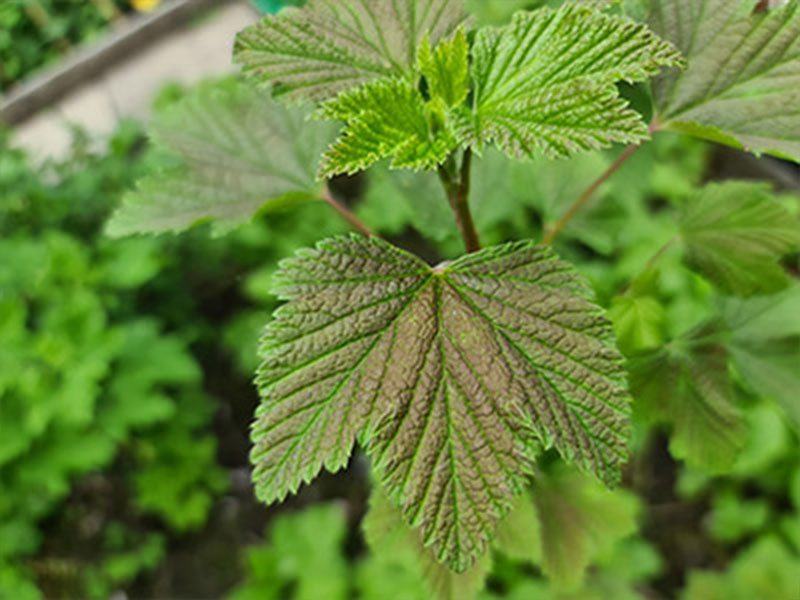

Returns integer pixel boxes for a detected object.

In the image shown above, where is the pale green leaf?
[253,235,630,570]
[234,0,471,102]
[722,286,800,431]
[107,82,334,237]
[651,0,800,162]
[629,328,748,471]
[316,78,457,178]
[493,489,541,564]
[418,28,470,108]
[679,182,800,296]
[609,294,666,354]
[363,485,490,600]
[457,3,682,159]
[533,465,639,588]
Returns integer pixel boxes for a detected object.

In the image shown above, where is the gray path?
[12,1,257,160]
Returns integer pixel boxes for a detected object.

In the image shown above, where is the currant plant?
[108,0,800,596]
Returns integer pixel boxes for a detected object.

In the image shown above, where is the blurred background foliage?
[1,0,799,599]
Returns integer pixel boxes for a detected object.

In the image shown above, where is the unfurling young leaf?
[417,28,470,108]
[650,0,800,162]
[106,81,335,236]
[315,78,457,178]
[679,182,800,296]
[253,235,630,571]
[630,325,748,472]
[234,0,471,102]
[453,2,683,159]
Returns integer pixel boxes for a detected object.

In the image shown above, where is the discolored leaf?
[234,0,471,102]
[456,3,682,159]
[651,0,800,162]
[107,81,335,237]
[679,182,800,296]
[253,235,630,570]
[630,326,748,471]
[315,78,457,178]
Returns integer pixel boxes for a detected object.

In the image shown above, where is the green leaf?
[316,78,457,178]
[532,464,639,588]
[493,489,542,564]
[418,28,470,108]
[253,235,630,570]
[679,182,800,296]
[456,3,682,159]
[629,327,748,471]
[234,0,471,102]
[650,0,800,162]
[609,294,666,355]
[722,286,800,431]
[363,485,490,600]
[107,81,335,237]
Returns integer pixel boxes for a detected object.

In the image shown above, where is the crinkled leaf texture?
[679,182,800,296]
[454,2,682,159]
[106,82,335,237]
[630,326,747,472]
[315,78,457,178]
[234,0,471,102]
[253,235,630,571]
[651,0,800,162]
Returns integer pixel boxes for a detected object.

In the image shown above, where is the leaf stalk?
[438,148,481,253]
[321,186,376,238]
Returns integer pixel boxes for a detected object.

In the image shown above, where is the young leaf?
[253,235,630,570]
[234,0,471,102]
[650,0,800,162]
[417,28,470,108]
[362,485,490,600]
[107,82,335,237]
[629,327,747,472]
[316,78,457,178]
[455,3,682,159]
[679,182,800,296]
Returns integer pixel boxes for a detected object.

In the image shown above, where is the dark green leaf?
[234,0,471,102]
[679,182,800,296]
[651,0,800,162]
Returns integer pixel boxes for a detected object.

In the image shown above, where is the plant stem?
[438,148,481,253]
[321,186,376,238]
[542,142,641,245]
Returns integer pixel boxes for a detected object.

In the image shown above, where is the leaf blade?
[107,82,334,236]
[234,0,471,102]
[651,0,800,162]
[253,236,630,570]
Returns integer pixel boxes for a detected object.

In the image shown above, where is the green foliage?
[253,235,629,570]
[456,3,682,159]
[95,0,800,596]
[0,0,130,91]
[0,121,228,599]
[230,504,350,600]
[234,0,471,101]
[107,80,336,236]
[316,77,457,177]
[679,182,800,296]
[650,0,800,161]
